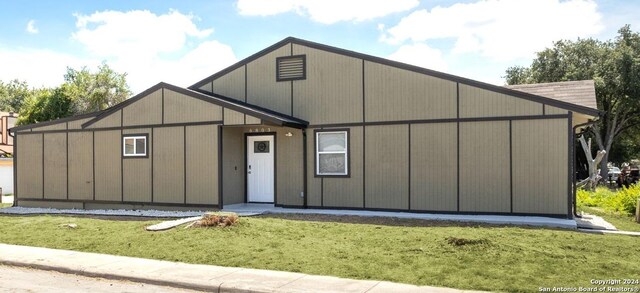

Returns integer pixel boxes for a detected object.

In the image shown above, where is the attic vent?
[276,55,306,81]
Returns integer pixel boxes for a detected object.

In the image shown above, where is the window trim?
[276,55,307,82]
[314,129,350,177]
[122,133,149,158]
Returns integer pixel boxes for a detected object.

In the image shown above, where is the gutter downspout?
[7,128,16,208]
[572,119,598,218]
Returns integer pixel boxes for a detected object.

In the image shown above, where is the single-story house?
[10,37,600,218]
[1,111,17,156]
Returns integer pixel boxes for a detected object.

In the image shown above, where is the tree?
[504,25,640,180]
[17,88,74,125]
[63,62,131,113]
[0,79,31,113]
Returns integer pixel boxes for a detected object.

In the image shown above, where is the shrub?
[577,184,640,216]
[189,213,239,228]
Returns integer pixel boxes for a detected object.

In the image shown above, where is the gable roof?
[81,82,308,129]
[10,110,101,132]
[189,37,602,117]
[505,80,597,109]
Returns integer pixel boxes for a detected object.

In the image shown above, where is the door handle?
[248,171,251,174]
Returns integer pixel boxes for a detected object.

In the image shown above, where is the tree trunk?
[599,152,610,183]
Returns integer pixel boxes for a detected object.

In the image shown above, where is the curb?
[0,260,224,292]
[0,243,483,293]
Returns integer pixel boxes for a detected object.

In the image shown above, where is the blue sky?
[0,0,638,93]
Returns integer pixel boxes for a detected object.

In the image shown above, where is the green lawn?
[0,203,11,208]
[0,215,638,292]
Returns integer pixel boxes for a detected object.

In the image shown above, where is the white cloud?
[381,0,604,61]
[26,20,38,34]
[111,40,237,93]
[387,43,448,72]
[1,10,236,94]
[73,10,213,59]
[0,47,97,88]
[69,10,236,92]
[236,0,419,24]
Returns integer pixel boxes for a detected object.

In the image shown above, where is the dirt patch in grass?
[258,213,526,228]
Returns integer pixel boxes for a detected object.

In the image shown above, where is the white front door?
[247,135,275,203]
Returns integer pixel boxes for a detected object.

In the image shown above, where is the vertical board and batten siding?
[364,125,409,210]
[322,126,364,208]
[306,130,321,207]
[245,115,261,125]
[459,121,510,212]
[94,130,122,201]
[512,119,568,215]
[67,118,94,129]
[123,90,162,126]
[410,123,458,211]
[545,106,569,115]
[33,123,67,132]
[364,61,457,122]
[199,79,213,92]
[223,109,245,125]
[276,128,304,206]
[246,45,292,115]
[185,125,218,205]
[163,89,222,124]
[212,66,245,101]
[68,132,93,200]
[459,84,542,118]
[122,128,152,203]
[43,133,67,199]
[153,126,184,203]
[222,127,245,205]
[88,110,121,129]
[17,133,43,198]
[292,44,363,124]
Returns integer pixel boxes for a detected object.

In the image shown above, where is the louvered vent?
[276,55,306,81]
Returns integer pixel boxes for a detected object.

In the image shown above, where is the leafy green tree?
[504,25,640,179]
[0,79,31,113]
[63,62,131,113]
[17,88,73,125]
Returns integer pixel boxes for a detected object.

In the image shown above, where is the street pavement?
[0,265,200,293]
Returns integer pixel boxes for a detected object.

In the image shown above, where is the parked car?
[617,167,640,187]
[608,167,621,183]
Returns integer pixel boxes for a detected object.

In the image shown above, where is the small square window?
[315,130,349,176]
[123,135,147,157]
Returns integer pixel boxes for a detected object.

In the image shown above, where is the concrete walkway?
[223,203,578,229]
[0,243,483,293]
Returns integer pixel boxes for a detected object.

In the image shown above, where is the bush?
[188,213,239,228]
[577,184,640,215]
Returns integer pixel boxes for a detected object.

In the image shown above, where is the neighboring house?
[0,111,17,157]
[10,37,600,218]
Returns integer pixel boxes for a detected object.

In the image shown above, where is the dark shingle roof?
[506,80,597,110]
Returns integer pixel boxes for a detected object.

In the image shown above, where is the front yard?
[0,214,637,292]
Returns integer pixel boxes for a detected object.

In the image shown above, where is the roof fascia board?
[188,88,308,125]
[10,111,101,132]
[81,83,166,128]
[189,36,601,117]
[82,82,308,129]
[189,37,294,90]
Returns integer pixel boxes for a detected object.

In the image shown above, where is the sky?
[0,0,638,94]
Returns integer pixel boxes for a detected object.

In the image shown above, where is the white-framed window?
[123,135,147,157]
[315,130,348,176]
